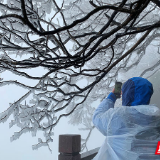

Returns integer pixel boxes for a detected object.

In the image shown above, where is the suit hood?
[122,77,153,106]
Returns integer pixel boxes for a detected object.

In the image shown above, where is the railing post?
[58,134,81,160]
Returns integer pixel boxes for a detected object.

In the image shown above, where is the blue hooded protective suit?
[92,77,160,160]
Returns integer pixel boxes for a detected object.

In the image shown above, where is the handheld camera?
[114,81,122,98]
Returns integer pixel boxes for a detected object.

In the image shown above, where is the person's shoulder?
[130,105,160,116]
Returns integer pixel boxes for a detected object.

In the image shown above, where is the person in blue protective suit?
[92,77,160,160]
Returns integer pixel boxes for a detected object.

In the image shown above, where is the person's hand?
[112,88,122,98]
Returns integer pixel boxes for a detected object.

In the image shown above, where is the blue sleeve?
[92,93,117,136]
[107,92,117,103]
